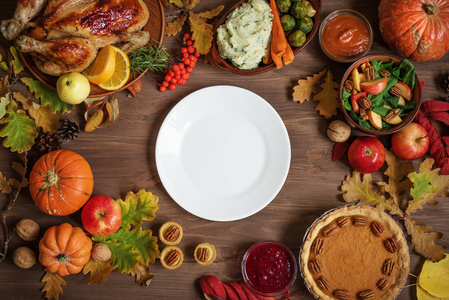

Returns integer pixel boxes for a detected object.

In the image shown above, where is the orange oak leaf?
[292,68,326,103]
[313,69,339,119]
[83,258,115,285]
[196,5,224,19]
[189,12,214,55]
[41,271,66,300]
[404,217,446,262]
[165,15,188,37]
[131,263,154,286]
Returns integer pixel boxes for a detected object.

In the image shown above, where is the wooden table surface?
[1,0,448,299]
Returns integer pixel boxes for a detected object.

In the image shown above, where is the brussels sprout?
[296,16,314,34]
[290,0,301,3]
[280,14,296,32]
[303,0,316,17]
[276,0,291,14]
[290,1,308,19]
[288,30,306,47]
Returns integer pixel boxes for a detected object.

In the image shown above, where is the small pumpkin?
[39,223,92,276]
[29,149,93,216]
[378,0,449,62]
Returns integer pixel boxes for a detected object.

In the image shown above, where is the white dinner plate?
[155,86,291,221]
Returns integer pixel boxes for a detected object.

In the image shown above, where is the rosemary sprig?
[129,42,170,75]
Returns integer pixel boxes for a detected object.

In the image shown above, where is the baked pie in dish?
[300,205,409,300]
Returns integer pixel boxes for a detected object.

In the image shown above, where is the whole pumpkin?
[378,0,449,62]
[29,149,94,216]
[39,223,92,276]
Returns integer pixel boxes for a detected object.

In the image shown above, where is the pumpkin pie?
[300,205,409,300]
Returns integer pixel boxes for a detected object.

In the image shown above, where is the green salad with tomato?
[342,59,417,132]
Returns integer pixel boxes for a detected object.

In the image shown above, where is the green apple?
[56,72,90,104]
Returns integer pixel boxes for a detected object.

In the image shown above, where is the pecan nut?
[364,66,375,82]
[322,224,337,237]
[359,108,368,120]
[308,259,321,274]
[197,247,210,262]
[379,69,391,78]
[336,217,350,227]
[333,289,350,300]
[358,289,375,300]
[317,276,330,291]
[389,86,402,97]
[384,109,401,122]
[385,238,399,253]
[382,259,397,276]
[359,96,372,110]
[165,250,180,266]
[377,278,389,290]
[311,238,324,254]
[353,216,369,226]
[164,225,180,241]
[370,221,385,237]
[345,80,355,93]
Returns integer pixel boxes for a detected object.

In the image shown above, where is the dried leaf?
[417,285,445,300]
[9,47,24,76]
[169,0,185,8]
[404,217,446,263]
[0,171,11,194]
[313,69,339,119]
[13,92,59,133]
[0,102,38,153]
[196,5,224,19]
[0,54,8,71]
[127,79,143,98]
[117,189,159,230]
[189,12,214,55]
[188,0,200,9]
[98,95,119,128]
[165,15,188,36]
[0,94,9,120]
[406,158,449,215]
[418,253,449,297]
[20,77,72,114]
[377,149,414,206]
[0,76,9,98]
[83,258,115,285]
[131,263,154,286]
[84,109,104,133]
[292,68,326,103]
[341,171,403,216]
[41,271,66,300]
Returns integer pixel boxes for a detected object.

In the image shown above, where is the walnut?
[92,243,112,262]
[13,247,36,269]
[16,219,40,241]
[327,120,351,143]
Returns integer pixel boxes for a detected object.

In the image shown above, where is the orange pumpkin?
[29,149,94,216]
[39,223,92,276]
[378,0,449,62]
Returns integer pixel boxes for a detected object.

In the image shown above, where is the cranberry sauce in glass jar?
[242,241,298,297]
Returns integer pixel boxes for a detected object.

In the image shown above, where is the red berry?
[184,33,191,40]
[187,46,195,53]
[186,67,193,73]
[184,58,191,65]
[189,62,196,68]
[179,78,186,85]
[194,52,200,57]
[164,69,168,74]
[174,70,181,77]
[168,71,175,77]
[164,75,172,82]
[181,69,186,74]
[181,47,188,54]
[175,74,181,80]
[162,81,169,87]
[173,65,179,71]
[170,78,177,84]
[160,86,166,92]
[169,84,176,90]
[183,53,189,58]
[182,73,190,79]
[183,41,186,45]
[178,63,185,69]
[186,40,193,46]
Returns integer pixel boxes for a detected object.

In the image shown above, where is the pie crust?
[194,243,217,266]
[300,205,409,300]
[159,222,183,246]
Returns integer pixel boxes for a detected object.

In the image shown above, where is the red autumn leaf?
[127,78,143,98]
[239,281,259,300]
[442,136,449,145]
[228,282,248,300]
[199,275,226,299]
[420,80,425,92]
[332,140,351,161]
[421,100,449,113]
[427,111,449,125]
[223,283,239,300]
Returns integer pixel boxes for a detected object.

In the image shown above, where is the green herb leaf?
[118,189,159,230]
[129,42,170,75]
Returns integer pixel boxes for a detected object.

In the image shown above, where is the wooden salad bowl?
[211,0,322,75]
[339,54,422,136]
[19,0,165,98]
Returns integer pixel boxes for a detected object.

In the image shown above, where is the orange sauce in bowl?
[322,14,370,60]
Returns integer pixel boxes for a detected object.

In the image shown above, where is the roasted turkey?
[1,0,150,76]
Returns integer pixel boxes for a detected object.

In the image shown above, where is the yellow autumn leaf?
[189,12,214,55]
[83,258,115,285]
[292,68,326,104]
[188,0,200,9]
[313,69,339,119]
[0,76,9,97]
[417,285,448,300]
[165,15,188,37]
[419,254,449,298]
[41,271,66,300]
[196,5,224,19]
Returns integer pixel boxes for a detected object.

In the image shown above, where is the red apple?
[394,81,412,101]
[360,77,388,95]
[81,195,122,236]
[391,122,429,160]
[348,136,386,173]
[367,110,383,130]
[350,91,366,114]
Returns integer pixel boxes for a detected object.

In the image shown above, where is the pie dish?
[300,205,409,300]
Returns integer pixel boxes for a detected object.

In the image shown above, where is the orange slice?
[98,46,130,91]
[83,45,116,85]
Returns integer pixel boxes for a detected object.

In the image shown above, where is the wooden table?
[1,0,448,299]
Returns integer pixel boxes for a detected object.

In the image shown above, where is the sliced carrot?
[263,42,273,64]
[270,0,288,58]
[283,43,295,65]
[271,47,283,69]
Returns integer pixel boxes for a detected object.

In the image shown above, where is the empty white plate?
[155,86,291,221]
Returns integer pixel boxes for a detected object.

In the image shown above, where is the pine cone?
[58,119,80,141]
[444,73,449,93]
[38,132,61,153]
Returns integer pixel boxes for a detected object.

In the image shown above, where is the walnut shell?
[13,247,36,269]
[327,120,351,143]
[91,243,111,262]
[16,219,40,241]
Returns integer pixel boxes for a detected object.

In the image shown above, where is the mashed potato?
[217,0,273,70]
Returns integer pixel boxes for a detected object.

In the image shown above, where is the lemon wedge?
[83,45,116,85]
[98,46,130,91]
